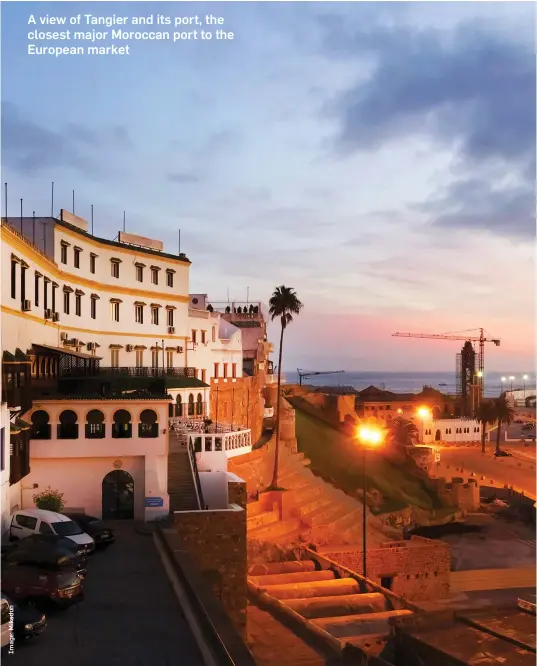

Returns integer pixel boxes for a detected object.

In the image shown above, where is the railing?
[190,430,252,454]
[59,366,196,378]
[169,418,244,434]
[188,437,206,510]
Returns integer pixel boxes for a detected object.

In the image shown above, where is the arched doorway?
[102,470,134,520]
[435,429,441,441]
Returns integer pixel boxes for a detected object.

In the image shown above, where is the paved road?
[437,448,536,499]
[451,567,536,592]
[8,523,204,666]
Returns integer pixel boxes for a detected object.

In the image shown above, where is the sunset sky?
[2,2,534,372]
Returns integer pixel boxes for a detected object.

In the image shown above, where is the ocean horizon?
[282,370,534,398]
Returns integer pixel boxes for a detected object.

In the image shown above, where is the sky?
[1,1,535,373]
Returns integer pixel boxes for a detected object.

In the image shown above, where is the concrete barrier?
[257,578,360,600]
[248,560,316,576]
[249,570,334,586]
[285,593,387,619]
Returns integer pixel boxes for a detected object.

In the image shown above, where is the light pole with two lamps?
[523,375,528,398]
[509,376,515,392]
[416,406,431,443]
[355,426,385,579]
[501,377,507,394]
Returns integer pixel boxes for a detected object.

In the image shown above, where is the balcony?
[58,366,196,379]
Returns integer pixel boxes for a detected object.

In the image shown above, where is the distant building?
[355,385,457,423]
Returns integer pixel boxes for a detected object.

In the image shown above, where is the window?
[167,309,174,327]
[223,363,228,379]
[201,330,206,344]
[63,291,70,315]
[166,270,174,287]
[34,273,40,307]
[90,296,97,319]
[212,326,216,343]
[139,409,158,438]
[201,369,206,383]
[151,306,159,325]
[86,410,105,439]
[20,265,26,304]
[39,521,54,534]
[44,279,49,310]
[151,349,159,368]
[214,363,219,378]
[13,514,38,530]
[111,349,119,368]
[135,349,144,367]
[74,247,81,268]
[31,410,51,440]
[232,363,237,378]
[192,330,197,344]
[112,410,132,438]
[151,267,159,285]
[135,304,144,324]
[90,254,96,274]
[136,264,144,282]
[166,350,173,368]
[52,284,57,312]
[0,427,4,472]
[60,242,68,264]
[57,410,78,439]
[111,301,120,322]
[111,259,120,278]
[75,293,82,316]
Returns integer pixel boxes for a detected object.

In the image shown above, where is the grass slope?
[294,407,444,514]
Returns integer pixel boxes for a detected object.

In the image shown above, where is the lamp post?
[509,376,515,392]
[523,375,528,398]
[355,426,385,579]
[501,377,506,395]
[416,406,431,444]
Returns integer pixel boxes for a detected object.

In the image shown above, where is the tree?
[492,394,515,454]
[268,285,303,488]
[388,417,419,450]
[475,400,496,453]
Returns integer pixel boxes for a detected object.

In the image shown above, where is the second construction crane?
[392,328,500,416]
[297,369,344,386]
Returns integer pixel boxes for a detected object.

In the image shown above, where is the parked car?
[494,449,513,457]
[1,595,46,642]
[2,565,83,609]
[1,597,10,650]
[521,423,535,431]
[63,513,115,549]
[527,434,536,441]
[9,509,94,553]
[2,534,87,578]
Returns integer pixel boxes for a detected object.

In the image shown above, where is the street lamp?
[416,406,431,443]
[501,377,506,394]
[355,426,385,579]
[523,375,528,397]
[509,376,515,392]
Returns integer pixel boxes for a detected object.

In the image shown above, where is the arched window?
[188,393,195,416]
[58,410,78,439]
[86,409,105,439]
[30,410,51,440]
[175,394,183,418]
[139,409,158,438]
[112,410,132,438]
[196,393,203,415]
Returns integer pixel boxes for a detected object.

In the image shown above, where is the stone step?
[258,577,360,600]
[329,508,363,532]
[247,510,279,529]
[313,610,413,638]
[297,496,334,519]
[307,503,354,528]
[248,560,316,576]
[246,501,265,518]
[249,570,335,587]
[248,518,300,541]
[285,593,388,619]
[289,483,326,504]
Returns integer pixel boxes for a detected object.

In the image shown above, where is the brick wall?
[210,375,264,444]
[323,536,450,601]
[432,477,480,512]
[228,477,247,509]
[172,505,247,636]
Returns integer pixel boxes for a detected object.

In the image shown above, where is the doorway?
[102,470,135,520]
[435,429,441,441]
[380,576,394,590]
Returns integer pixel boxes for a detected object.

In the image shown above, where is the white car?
[1,598,10,650]
[9,509,95,552]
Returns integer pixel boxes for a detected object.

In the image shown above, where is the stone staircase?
[168,435,200,511]
[248,560,413,657]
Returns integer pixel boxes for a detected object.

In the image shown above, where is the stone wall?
[172,504,247,636]
[210,375,264,445]
[298,392,356,427]
[431,477,480,512]
[322,536,450,602]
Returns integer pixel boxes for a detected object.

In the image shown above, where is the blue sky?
[2,2,535,372]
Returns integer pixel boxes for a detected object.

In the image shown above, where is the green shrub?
[33,487,65,512]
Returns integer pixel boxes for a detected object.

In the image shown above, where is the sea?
[283,371,530,398]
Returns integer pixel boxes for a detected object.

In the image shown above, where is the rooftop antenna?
[72,190,75,215]
[123,211,126,232]
[44,219,47,254]
[227,288,230,305]
[4,183,7,220]
[51,182,54,217]
[32,211,36,244]
[20,198,23,232]
[178,229,181,255]
[91,205,94,235]
[246,286,249,304]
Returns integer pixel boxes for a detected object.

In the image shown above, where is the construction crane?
[297,369,345,386]
[392,328,500,415]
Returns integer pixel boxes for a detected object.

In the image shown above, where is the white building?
[420,417,482,444]
[1,213,259,521]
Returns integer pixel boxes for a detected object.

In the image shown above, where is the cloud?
[1,101,132,176]
[167,172,200,184]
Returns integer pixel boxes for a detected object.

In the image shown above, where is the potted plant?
[33,486,65,512]
[203,418,213,433]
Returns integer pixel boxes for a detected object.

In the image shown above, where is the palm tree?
[268,286,303,488]
[492,394,515,454]
[475,400,496,454]
[388,417,419,450]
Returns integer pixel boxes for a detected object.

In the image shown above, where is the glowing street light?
[397,408,403,414]
[523,375,528,397]
[509,376,515,391]
[501,377,507,394]
[355,425,386,578]
[416,406,431,420]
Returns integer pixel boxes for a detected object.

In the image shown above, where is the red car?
[2,565,83,608]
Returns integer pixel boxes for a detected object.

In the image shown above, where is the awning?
[3,348,30,363]
[31,344,102,361]
[14,418,30,431]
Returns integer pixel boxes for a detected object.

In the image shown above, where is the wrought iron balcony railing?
[59,366,196,378]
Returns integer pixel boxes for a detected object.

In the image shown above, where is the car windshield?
[51,521,83,537]
[56,571,79,588]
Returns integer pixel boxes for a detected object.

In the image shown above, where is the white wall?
[1,402,11,534]
[422,418,481,444]
[198,471,228,509]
